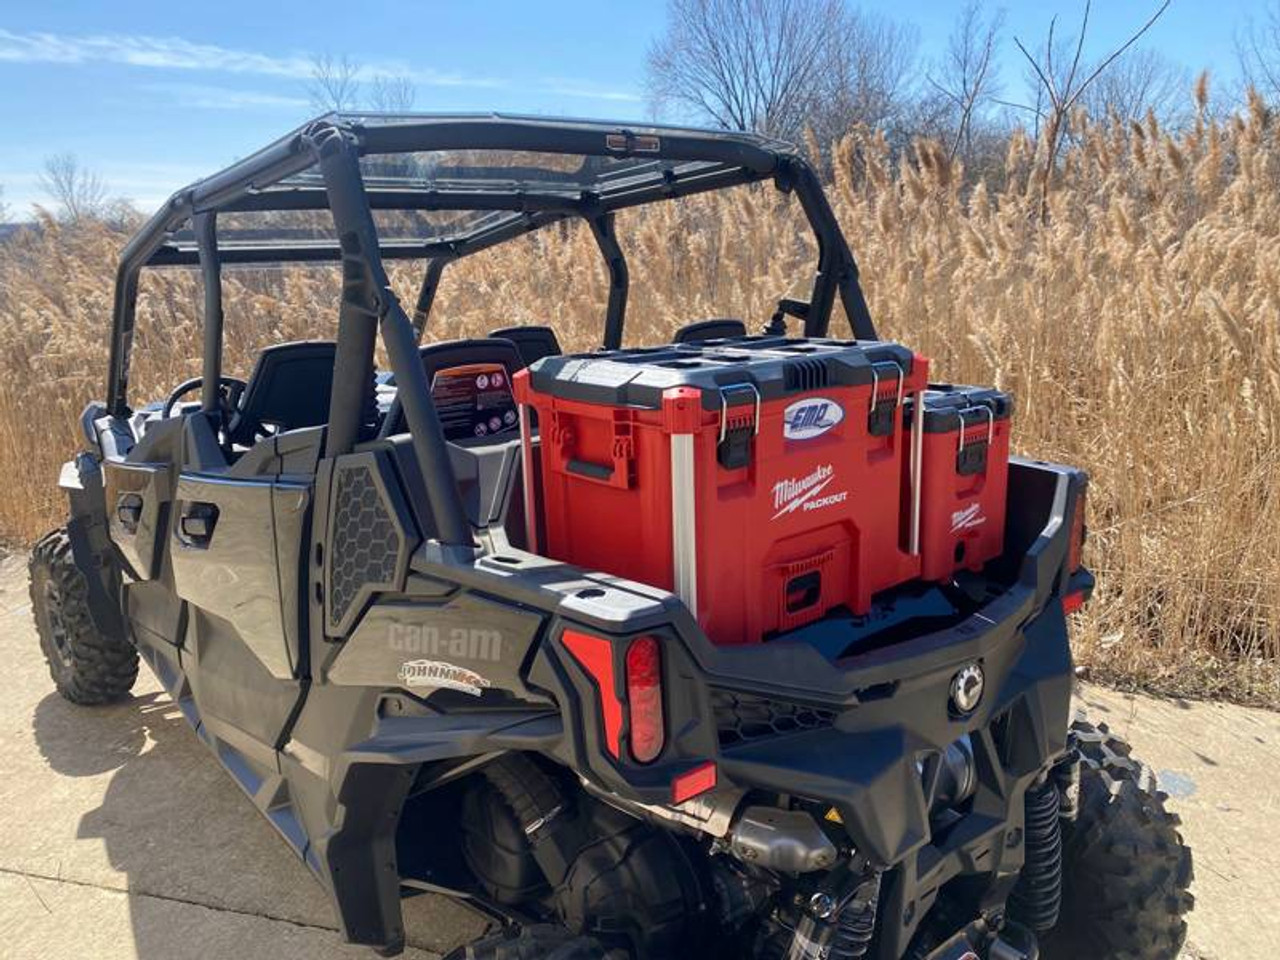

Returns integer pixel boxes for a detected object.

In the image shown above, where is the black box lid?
[526,335,917,410]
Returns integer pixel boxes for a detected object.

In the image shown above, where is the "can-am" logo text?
[783,397,844,441]
[771,463,849,520]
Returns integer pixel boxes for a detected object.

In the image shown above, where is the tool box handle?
[718,382,761,443]
[717,382,761,470]
[868,361,905,437]
[955,405,996,455]
[869,360,905,411]
[550,413,636,490]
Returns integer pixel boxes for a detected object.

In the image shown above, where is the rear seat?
[489,325,562,367]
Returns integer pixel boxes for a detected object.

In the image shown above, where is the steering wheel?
[161,376,247,420]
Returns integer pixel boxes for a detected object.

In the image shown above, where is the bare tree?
[647,0,838,139]
[813,11,919,146]
[39,153,109,223]
[1013,0,1172,221]
[926,1,1005,164]
[646,0,917,143]
[0,185,9,223]
[308,53,362,113]
[368,74,417,112]
[1078,48,1189,125]
[1239,1,1280,102]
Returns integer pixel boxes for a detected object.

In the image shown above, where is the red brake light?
[1068,488,1087,573]
[625,635,665,764]
[672,762,717,805]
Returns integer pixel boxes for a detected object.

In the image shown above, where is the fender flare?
[58,453,129,643]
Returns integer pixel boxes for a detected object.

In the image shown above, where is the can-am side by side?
[30,114,1192,959]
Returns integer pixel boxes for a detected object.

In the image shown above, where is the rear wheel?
[1041,718,1194,959]
[443,925,616,960]
[29,528,137,705]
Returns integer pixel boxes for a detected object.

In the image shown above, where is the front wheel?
[1041,718,1194,959]
[29,528,137,705]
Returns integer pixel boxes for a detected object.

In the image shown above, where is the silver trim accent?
[518,405,539,553]
[869,360,905,414]
[910,385,925,555]
[956,404,996,457]
[718,382,761,443]
[581,778,746,838]
[670,433,698,616]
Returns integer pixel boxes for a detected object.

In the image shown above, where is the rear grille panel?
[711,688,838,748]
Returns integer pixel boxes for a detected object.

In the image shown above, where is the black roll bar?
[103,114,879,554]
[783,158,876,340]
[588,212,629,350]
[193,212,224,414]
[312,125,474,548]
[411,255,456,340]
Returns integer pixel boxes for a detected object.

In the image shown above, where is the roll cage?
[105,112,878,549]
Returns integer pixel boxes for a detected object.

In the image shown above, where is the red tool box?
[513,336,929,645]
[907,385,1013,582]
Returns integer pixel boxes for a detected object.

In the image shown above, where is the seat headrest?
[672,319,748,344]
[489,325,563,367]
[228,340,337,445]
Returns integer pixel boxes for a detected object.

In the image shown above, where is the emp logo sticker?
[783,397,844,440]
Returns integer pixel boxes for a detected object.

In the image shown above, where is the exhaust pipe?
[582,781,837,873]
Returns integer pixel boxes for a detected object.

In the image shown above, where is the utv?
[31,114,1192,959]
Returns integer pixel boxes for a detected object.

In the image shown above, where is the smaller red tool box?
[513,336,929,645]
[907,385,1013,581]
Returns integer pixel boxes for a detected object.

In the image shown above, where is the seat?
[384,338,529,537]
[489,325,562,367]
[672,318,748,343]
[227,340,337,446]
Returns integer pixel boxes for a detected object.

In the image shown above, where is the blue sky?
[0,0,1263,218]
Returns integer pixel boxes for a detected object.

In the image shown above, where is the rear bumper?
[320,458,1088,952]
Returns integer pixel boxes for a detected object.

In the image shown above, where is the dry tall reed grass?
[1,92,1277,704]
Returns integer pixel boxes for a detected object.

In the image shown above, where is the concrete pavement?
[0,550,1275,958]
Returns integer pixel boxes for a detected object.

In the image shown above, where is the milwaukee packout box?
[513,336,929,645]
[907,385,1013,582]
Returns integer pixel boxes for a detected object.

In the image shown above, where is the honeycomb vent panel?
[327,458,405,632]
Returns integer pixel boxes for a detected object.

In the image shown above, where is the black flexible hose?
[1009,779,1064,932]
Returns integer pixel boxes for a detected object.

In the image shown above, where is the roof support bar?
[313,125,474,548]
[193,213,225,414]
[588,212,628,350]
[785,159,877,340]
[411,255,455,341]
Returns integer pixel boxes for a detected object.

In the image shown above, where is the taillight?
[625,635,665,764]
[1068,488,1087,573]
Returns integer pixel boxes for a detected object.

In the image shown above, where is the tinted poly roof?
[146,113,800,266]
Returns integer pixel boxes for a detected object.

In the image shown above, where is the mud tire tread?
[1040,716,1195,960]
[28,528,137,705]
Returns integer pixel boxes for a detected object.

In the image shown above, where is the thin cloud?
[0,29,313,77]
[141,82,309,111]
[0,28,640,102]
[0,29,499,89]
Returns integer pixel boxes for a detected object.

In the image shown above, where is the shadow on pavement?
[29,683,483,958]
